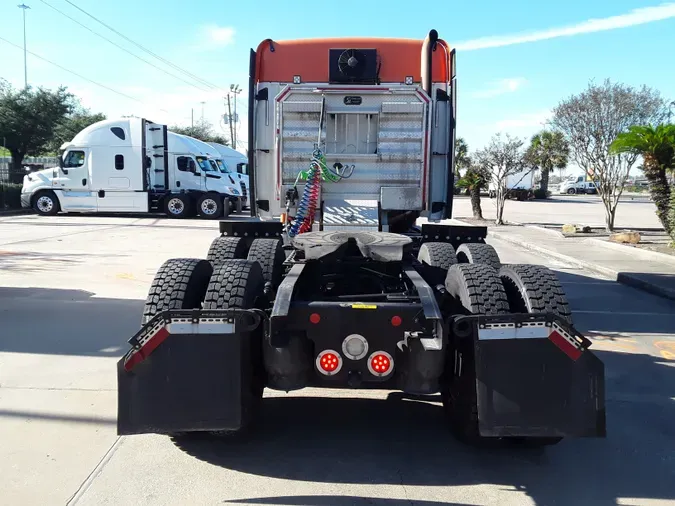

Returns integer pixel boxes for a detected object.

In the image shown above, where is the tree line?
[455,79,674,244]
[0,79,229,181]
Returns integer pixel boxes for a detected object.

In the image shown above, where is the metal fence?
[0,156,59,183]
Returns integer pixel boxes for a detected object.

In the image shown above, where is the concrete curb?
[617,273,675,301]
[488,230,618,277]
[489,229,675,301]
[586,238,675,266]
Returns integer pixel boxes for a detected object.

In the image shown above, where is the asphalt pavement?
[1,213,674,506]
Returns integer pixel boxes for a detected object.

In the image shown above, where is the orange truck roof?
[255,37,453,84]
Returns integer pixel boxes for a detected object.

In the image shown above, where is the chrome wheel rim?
[167,198,184,214]
[37,196,54,213]
[201,198,218,215]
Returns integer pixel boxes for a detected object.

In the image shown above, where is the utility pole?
[191,108,194,128]
[18,4,30,88]
[200,101,205,121]
[226,93,234,148]
[230,84,241,149]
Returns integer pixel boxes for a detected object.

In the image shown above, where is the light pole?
[18,3,30,88]
[229,84,241,149]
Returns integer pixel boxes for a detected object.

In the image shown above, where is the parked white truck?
[207,142,250,209]
[488,168,535,201]
[20,117,243,218]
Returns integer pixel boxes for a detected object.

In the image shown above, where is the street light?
[17,3,30,88]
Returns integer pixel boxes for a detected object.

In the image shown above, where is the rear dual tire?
[203,260,266,436]
[442,262,569,447]
[141,257,266,438]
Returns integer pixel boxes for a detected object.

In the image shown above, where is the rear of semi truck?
[117,30,605,446]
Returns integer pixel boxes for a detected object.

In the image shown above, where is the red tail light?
[391,315,402,327]
[316,349,342,376]
[368,351,394,377]
[309,313,321,324]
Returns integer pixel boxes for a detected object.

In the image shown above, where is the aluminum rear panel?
[279,88,428,205]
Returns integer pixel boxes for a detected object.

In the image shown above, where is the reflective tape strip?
[549,322,584,361]
[123,319,236,371]
[124,327,169,371]
[476,320,585,361]
[477,323,548,340]
[166,321,235,335]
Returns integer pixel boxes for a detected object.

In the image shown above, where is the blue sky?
[1,0,674,171]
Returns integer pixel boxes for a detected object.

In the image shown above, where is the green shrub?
[0,183,23,210]
[533,189,551,199]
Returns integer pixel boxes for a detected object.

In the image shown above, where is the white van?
[21,117,241,219]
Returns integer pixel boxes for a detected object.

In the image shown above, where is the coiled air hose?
[287,149,354,238]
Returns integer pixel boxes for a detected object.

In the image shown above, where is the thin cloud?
[495,110,551,130]
[471,78,527,99]
[455,3,675,51]
[203,25,236,47]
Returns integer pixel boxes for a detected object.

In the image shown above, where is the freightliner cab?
[21,117,242,219]
[207,142,250,209]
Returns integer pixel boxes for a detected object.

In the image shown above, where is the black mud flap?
[454,313,606,438]
[117,309,263,436]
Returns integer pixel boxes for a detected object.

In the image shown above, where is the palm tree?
[454,137,471,179]
[457,164,489,219]
[610,124,675,236]
[525,130,570,195]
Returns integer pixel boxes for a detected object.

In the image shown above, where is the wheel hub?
[168,198,184,214]
[37,196,53,212]
[201,199,218,215]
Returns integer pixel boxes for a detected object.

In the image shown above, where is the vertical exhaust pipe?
[421,29,438,96]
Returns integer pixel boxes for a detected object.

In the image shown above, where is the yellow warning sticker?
[351,304,377,309]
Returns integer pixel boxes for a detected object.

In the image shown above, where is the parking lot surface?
[1,212,674,506]
[453,194,662,229]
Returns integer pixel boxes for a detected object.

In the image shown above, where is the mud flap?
[454,313,606,438]
[117,309,262,435]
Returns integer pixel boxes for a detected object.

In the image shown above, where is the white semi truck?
[207,142,250,209]
[20,117,243,218]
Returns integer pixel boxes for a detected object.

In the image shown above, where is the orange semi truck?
[117,30,605,446]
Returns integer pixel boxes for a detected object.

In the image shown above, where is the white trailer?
[20,117,242,219]
[488,168,535,201]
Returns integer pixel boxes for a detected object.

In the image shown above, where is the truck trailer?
[117,31,605,446]
[21,117,243,219]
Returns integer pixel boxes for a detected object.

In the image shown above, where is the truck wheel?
[456,243,501,271]
[418,242,458,270]
[418,242,458,286]
[141,258,213,325]
[499,264,573,326]
[32,190,60,216]
[206,236,248,265]
[567,188,576,195]
[247,238,285,288]
[222,198,231,218]
[197,194,223,219]
[235,198,243,214]
[203,260,266,435]
[442,264,510,443]
[165,195,191,219]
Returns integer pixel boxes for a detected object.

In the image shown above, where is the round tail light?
[367,351,394,377]
[316,350,342,376]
